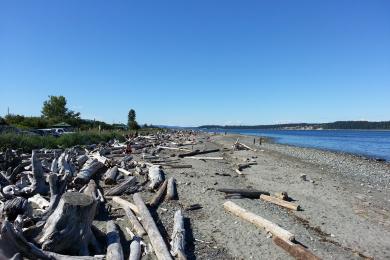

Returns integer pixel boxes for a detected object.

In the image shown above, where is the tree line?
[0,95,150,131]
[200,121,390,130]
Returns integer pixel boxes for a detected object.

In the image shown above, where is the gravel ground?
[104,132,390,259]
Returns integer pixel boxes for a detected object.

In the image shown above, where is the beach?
[112,132,390,259]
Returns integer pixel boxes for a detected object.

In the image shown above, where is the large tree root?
[37,192,100,255]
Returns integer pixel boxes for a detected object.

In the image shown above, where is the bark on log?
[38,192,100,255]
[104,166,119,185]
[148,165,164,190]
[112,196,139,215]
[166,177,178,200]
[129,236,142,260]
[178,149,220,158]
[170,210,186,259]
[260,195,300,211]
[273,236,321,260]
[74,158,104,185]
[133,193,173,260]
[106,220,124,260]
[124,207,146,237]
[105,176,137,196]
[223,201,295,242]
[149,179,168,208]
[217,188,270,198]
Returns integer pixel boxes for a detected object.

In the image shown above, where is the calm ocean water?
[207,129,390,161]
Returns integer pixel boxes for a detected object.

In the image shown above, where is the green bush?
[0,131,126,152]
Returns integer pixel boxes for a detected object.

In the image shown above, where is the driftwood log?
[106,220,124,260]
[112,196,139,215]
[133,193,173,260]
[178,149,220,158]
[260,194,300,211]
[170,210,186,259]
[223,201,295,242]
[217,188,270,198]
[148,165,164,190]
[124,207,146,237]
[74,158,104,185]
[104,166,119,185]
[129,236,142,260]
[166,177,178,200]
[37,192,100,255]
[105,176,137,196]
[149,179,168,207]
[273,236,321,260]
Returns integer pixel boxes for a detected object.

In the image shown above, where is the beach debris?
[104,166,119,185]
[133,193,173,260]
[166,177,178,200]
[178,148,220,158]
[170,210,187,259]
[105,176,137,196]
[224,200,295,242]
[112,196,139,214]
[217,188,270,198]
[185,156,224,160]
[148,165,165,190]
[124,206,146,237]
[260,194,301,211]
[300,174,307,181]
[232,138,257,151]
[272,236,321,260]
[106,220,124,260]
[185,203,203,211]
[129,236,142,260]
[275,191,289,201]
[149,179,168,208]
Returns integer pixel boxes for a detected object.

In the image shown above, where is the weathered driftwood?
[166,177,178,200]
[118,167,132,176]
[1,197,31,221]
[38,192,100,255]
[76,154,89,167]
[112,196,139,215]
[129,236,142,260]
[185,156,224,160]
[164,164,192,169]
[30,151,49,195]
[106,176,137,196]
[260,194,300,211]
[217,188,270,198]
[42,173,68,220]
[170,210,186,259]
[74,158,104,185]
[178,149,220,158]
[149,179,168,207]
[104,166,119,185]
[223,201,295,242]
[133,193,173,260]
[157,146,192,152]
[273,236,321,260]
[237,162,257,170]
[148,165,164,190]
[83,179,99,199]
[28,194,50,209]
[275,192,289,201]
[123,207,146,236]
[106,220,124,260]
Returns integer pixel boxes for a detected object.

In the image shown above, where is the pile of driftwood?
[0,130,201,260]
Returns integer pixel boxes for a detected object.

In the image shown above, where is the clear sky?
[0,0,389,126]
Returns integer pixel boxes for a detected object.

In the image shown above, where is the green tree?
[41,96,80,122]
[127,109,140,130]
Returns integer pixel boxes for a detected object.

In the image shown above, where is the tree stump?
[38,192,99,255]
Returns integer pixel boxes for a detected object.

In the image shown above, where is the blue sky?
[0,0,389,126]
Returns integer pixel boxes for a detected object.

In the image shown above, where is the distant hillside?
[199,121,390,130]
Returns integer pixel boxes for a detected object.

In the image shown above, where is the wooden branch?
[166,177,178,200]
[104,166,119,185]
[124,207,146,237]
[157,146,191,152]
[129,236,142,260]
[118,168,132,176]
[170,210,186,259]
[223,201,295,242]
[260,195,300,211]
[106,220,124,260]
[178,149,220,158]
[149,179,168,208]
[133,193,173,260]
[185,156,224,160]
[112,196,139,215]
[217,188,270,198]
[106,176,137,196]
[273,236,321,260]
